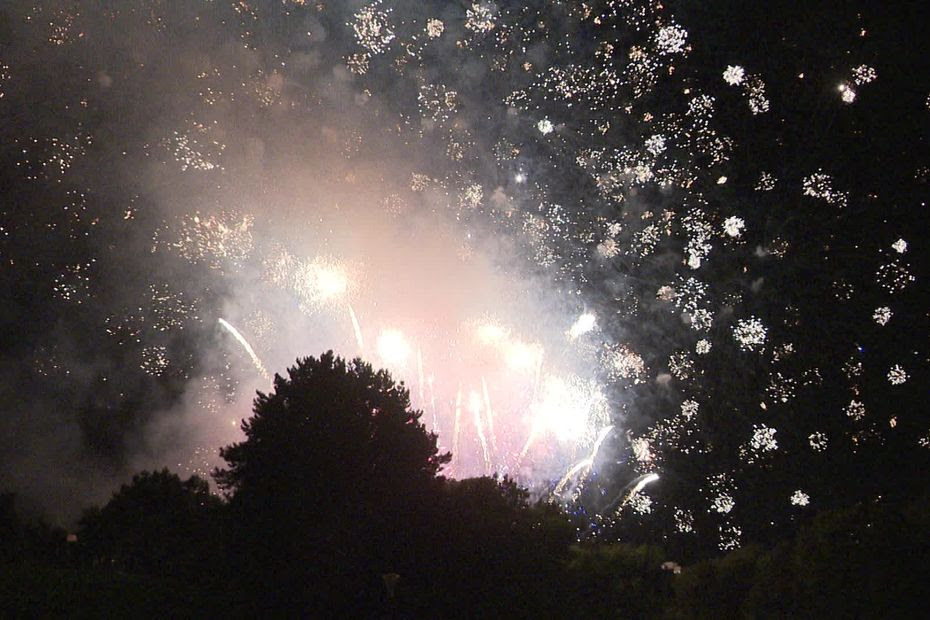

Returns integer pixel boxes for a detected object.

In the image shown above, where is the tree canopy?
[214,351,452,614]
[216,350,449,506]
[78,469,221,578]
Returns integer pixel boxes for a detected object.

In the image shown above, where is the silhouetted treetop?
[214,351,450,508]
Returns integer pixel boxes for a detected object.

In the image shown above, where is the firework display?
[0,0,926,555]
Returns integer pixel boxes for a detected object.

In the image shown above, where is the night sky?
[0,0,927,555]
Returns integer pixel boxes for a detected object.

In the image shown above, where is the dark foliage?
[564,543,675,618]
[423,476,576,617]
[1,491,68,566]
[215,351,451,614]
[77,469,223,579]
[212,351,579,616]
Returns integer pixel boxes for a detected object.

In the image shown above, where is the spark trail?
[348,304,364,351]
[452,386,463,471]
[471,390,492,474]
[553,425,614,497]
[417,347,425,404]
[611,473,660,514]
[218,318,270,380]
[481,376,497,453]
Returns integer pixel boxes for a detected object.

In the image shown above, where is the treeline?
[1,471,574,617]
[3,353,927,617]
[3,484,927,618]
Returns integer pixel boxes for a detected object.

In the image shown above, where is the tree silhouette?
[214,351,450,614]
[77,469,222,579]
[427,476,576,617]
[564,543,674,619]
[1,492,68,567]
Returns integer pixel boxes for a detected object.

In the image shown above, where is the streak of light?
[610,473,661,515]
[481,376,497,453]
[348,303,365,351]
[218,318,270,380]
[470,390,492,474]
[417,347,425,405]
[452,385,462,470]
[553,425,614,497]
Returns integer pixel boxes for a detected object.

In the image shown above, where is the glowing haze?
[210,191,610,483]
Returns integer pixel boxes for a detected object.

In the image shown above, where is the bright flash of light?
[218,318,270,379]
[531,374,606,443]
[295,258,350,310]
[567,312,597,340]
[316,266,348,299]
[376,328,411,368]
[474,320,542,372]
[504,340,543,372]
[475,321,509,345]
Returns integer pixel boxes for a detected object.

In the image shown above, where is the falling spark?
[606,472,660,515]
[417,347,425,404]
[553,459,593,497]
[481,376,497,453]
[519,353,548,462]
[553,425,614,497]
[218,318,270,379]
[533,349,544,399]
[428,375,438,433]
[452,386,463,469]
[519,421,540,463]
[589,425,615,461]
[348,304,364,350]
[470,390,492,473]
[629,473,660,496]
[519,351,548,461]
